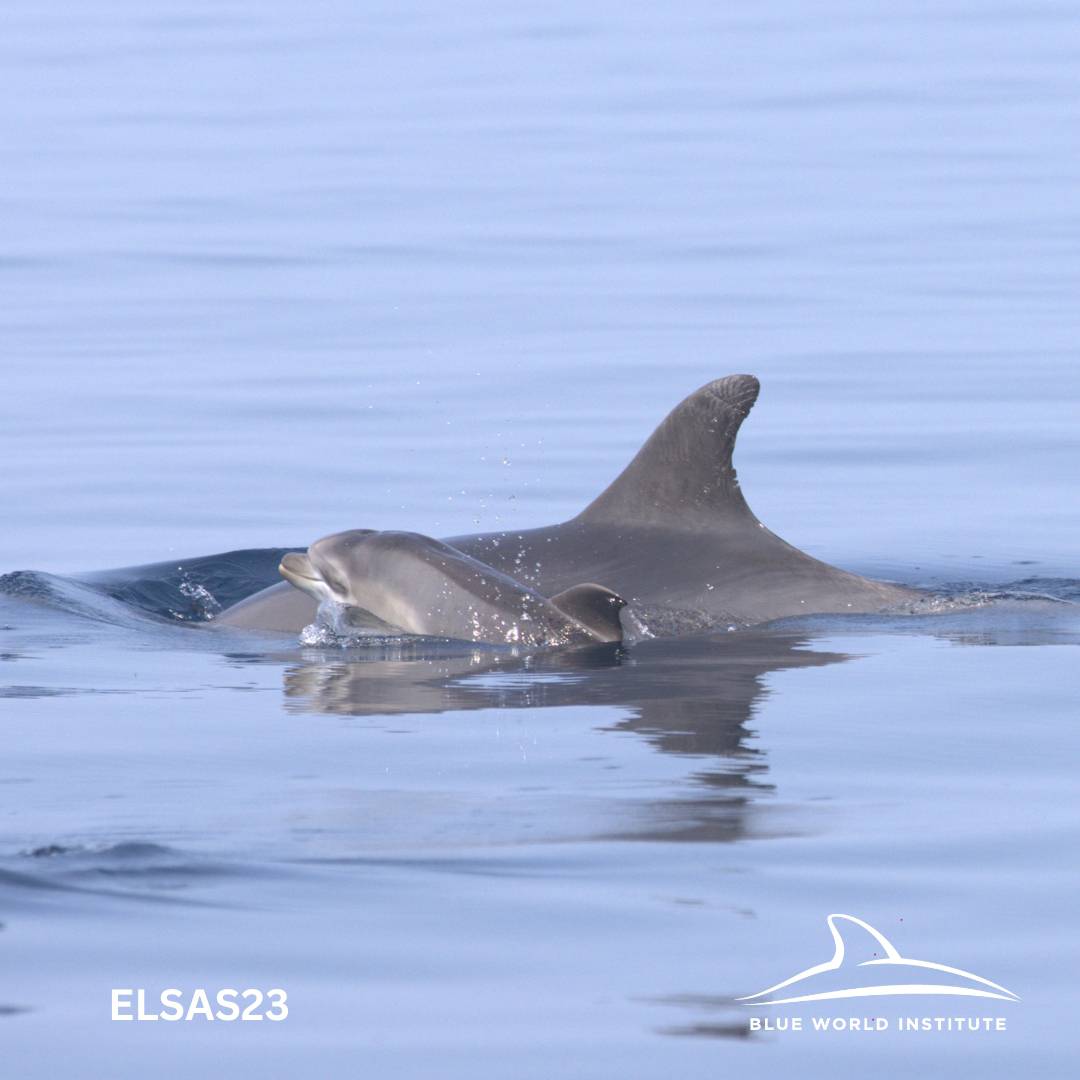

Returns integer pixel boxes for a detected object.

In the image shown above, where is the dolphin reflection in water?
[249,629,850,844]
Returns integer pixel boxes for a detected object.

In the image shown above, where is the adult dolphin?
[217,374,916,633]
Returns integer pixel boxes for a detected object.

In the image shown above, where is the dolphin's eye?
[323,573,347,596]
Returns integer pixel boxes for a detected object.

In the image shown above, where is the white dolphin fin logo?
[737,914,1020,1006]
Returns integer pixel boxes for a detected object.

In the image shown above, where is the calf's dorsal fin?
[548,583,625,642]
[575,374,760,527]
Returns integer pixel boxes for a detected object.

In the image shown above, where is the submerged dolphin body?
[279,529,626,646]
[218,375,916,634]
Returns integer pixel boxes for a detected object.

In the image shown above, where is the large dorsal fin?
[576,374,760,527]
[548,583,626,642]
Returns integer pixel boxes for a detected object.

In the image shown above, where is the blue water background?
[1,2,1078,1076]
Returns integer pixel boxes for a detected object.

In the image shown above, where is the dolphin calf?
[218,375,916,634]
[278,529,626,646]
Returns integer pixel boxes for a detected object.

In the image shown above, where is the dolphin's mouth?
[278,552,325,597]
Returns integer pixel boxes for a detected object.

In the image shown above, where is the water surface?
[1,1,1078,1076]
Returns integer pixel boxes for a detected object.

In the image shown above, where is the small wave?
[0,549,293,628]
[77,547,296,622]
[995,576,1080,602]
[0,685,133,699]
[0,570,162,627]
[3,841,278,903]
[21,841,172,860]
[895,579,1079,615]
[0,570,66,604]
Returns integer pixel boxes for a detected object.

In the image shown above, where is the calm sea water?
[1,1,1078,1076]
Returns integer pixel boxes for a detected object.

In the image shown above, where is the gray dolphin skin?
[278,529,626,646]
[217,375,917,634]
